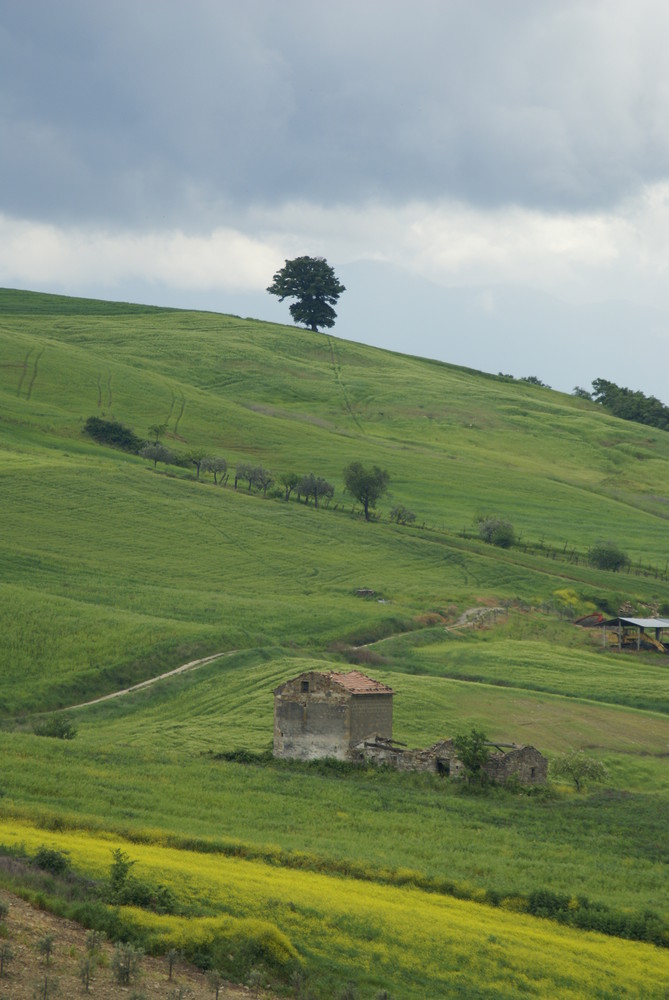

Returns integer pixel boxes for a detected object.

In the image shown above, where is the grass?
[2,287,669,996]
[1,818,669,998]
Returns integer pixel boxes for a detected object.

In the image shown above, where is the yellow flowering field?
[2,818,668,998]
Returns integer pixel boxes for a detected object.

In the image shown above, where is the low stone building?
[354,735,547,785]
[273,670,394,761]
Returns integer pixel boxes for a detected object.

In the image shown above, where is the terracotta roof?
[329,670,394,695]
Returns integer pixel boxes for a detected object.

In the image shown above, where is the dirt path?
[67,651,233,711]
[65,607,505,713]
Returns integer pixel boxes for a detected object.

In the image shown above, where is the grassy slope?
[1,288,669,996]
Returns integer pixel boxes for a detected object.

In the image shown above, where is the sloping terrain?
[1,288,668,997]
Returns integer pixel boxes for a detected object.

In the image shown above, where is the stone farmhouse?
[273,670,547,784]
[273,669,394,761]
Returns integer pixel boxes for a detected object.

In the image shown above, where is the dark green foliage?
[452,728,490,784]
[343,462,389,520]
[591,377,669,430]
[520,375,550,388]
[572,386,592,399]
[389,504,415,525]
[33,715,77,740]
[476,514,515,548]
[267,256,346,332]
[587,540,629,572]
[299,473,334,507]
[33,847,70,876]
[106,848,177,913]
[279,472,300,500]
[83,416,142,452]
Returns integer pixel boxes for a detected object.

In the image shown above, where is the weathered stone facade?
[354,735,547,785]
[273,670,394,761]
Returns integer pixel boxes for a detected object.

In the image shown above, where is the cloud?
[0,215,280,292]
[4,0,669,230]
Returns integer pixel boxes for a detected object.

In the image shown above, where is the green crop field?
[1,287,668,997]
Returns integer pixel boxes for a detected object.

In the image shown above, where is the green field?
[1,288,668,997]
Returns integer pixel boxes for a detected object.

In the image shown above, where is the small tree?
[452,728,490,785]
[37,934,55,966]
[588,540,629,572]
[389,504,415,526]
[343,462,389,521]
[267,256,346,332]
[299,473,334,507]
[166,947,183,980]
[139,442,174,469]
[279,472,300,501]
[148,422,168,443]
[201,456,227,484]
[32,715,77,739]
[33,974,59,999]
[111,942,143,985]
[206,968,226,999]
[188,450,207,481]
[108,848,136,904]
[476,514,515,548]
[251,466,274,496]
[550,751,608,792]
[0,942,14,978]
[79,955,95,993]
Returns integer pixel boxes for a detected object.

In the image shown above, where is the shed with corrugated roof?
[273,670,394,761]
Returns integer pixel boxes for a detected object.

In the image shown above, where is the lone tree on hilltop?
[343,462,389,521]
[267,256,346,331]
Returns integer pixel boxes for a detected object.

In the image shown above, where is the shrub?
[587,540,629,572]
[32,715,77,740]
[476,515,515,548]
[83,416,142,452]
[389,505,416,525]
[33,847,70,875]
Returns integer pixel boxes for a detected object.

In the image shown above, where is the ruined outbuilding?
[273,670,394,761]
[354,735,547,785]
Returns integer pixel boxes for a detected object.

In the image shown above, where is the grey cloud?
[3,0,669,227]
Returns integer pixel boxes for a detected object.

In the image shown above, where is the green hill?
[1,287,668,997]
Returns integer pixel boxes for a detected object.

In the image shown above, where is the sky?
[2,0,669,398]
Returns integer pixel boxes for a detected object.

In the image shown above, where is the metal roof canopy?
[597,617,669,628]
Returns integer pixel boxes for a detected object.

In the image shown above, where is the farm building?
[273,670,394,761]
[354,735,547,785]
[582,616,669,652]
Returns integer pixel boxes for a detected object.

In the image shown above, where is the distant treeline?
[582,379,669,432]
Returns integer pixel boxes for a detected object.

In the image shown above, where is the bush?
[83,416,142,452]
[477,515,515,548]
[33,847,70,876]
[587,540,629,572]
[389,505,416,525]
[33,715,77,740]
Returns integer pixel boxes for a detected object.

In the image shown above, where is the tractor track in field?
[66,651,234,711]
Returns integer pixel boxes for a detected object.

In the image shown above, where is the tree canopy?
[343,462,389,520]
[267,256,346,332]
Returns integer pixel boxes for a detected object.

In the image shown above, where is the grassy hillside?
[1,287,668,997]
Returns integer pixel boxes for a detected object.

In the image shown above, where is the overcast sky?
[2,1,669,397]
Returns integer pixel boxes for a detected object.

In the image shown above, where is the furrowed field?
[1,288,668,997]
